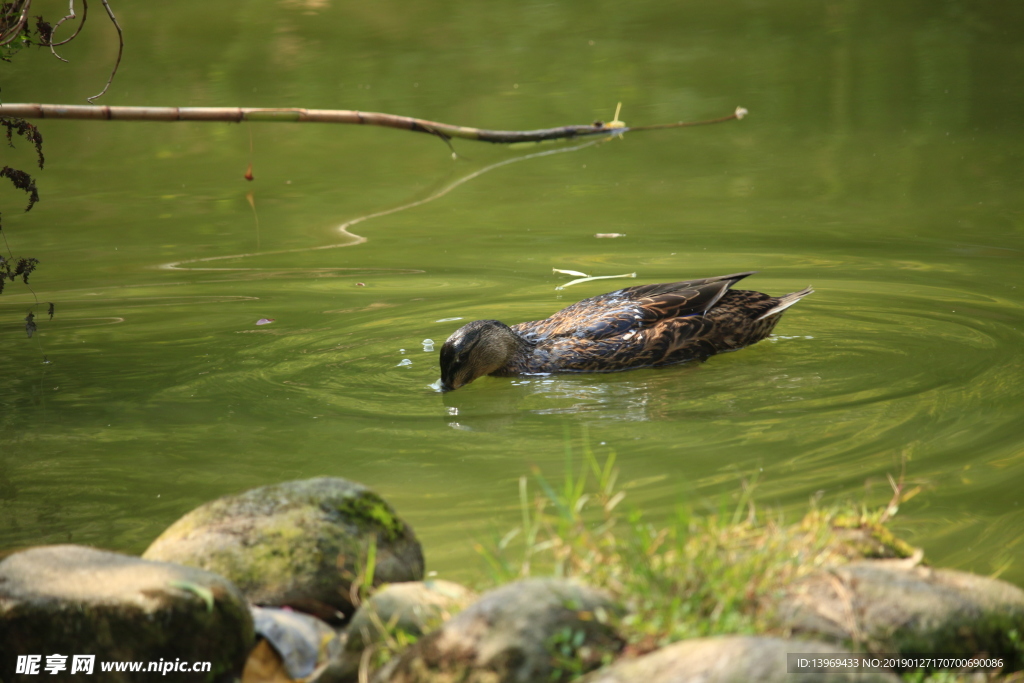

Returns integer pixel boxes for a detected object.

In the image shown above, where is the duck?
[437,271,813,391]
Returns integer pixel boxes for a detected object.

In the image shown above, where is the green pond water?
[1,1,1023,584]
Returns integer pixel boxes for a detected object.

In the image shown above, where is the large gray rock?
[0,545,253,683]
[581,636,901,683]
[143,477,424,621]
[382,578,623,683]
[776,560,1024,664]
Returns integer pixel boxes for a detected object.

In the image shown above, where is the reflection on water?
[442,372,692,428]
[1,0,1023,585]
[158,139,603,276]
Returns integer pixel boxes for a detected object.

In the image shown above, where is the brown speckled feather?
[511,271,755,343]
[438,272,813,390]
[504,273,811,375]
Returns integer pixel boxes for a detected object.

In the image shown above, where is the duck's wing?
[513,272,756,341]
[620,271,756,322]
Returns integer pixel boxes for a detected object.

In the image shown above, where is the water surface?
[1,0,1023,582]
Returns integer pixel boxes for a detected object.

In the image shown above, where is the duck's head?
[438,319,520,391]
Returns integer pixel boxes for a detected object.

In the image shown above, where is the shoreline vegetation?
[480,447,916,644]
[2,443,1023,683]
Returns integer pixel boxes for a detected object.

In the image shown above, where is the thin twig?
[0,0,33,47]
[825,570,863,647]
[49,0,88,59]
[86,0,121,103]
[626,106,748,132]
[421,124,458,158]
[357,645,376,683]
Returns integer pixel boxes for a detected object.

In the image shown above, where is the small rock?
[581,636,901,683]
[241,639,293,683]
[0,545,253,682]
[328,580,476,682]
[348,580,475,652]
[143,477,424,621]
[251,606,341,680]
[382,578,623,683]
[775,560,1024,665]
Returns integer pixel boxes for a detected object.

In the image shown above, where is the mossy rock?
[775,560,1024,668]
[826,518,919,560]
[0,545,253,683]
[381,578,624,683]
[581,636,901,683]
[143,477,424,620]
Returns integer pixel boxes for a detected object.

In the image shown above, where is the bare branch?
[86,0,121,103]
[0,103,747,145]
[625,106,749,132]
[49,0,88,60]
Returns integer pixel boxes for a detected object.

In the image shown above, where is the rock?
[241,639,294,683]
[825,521,919,561]
[143,477,424,620]
[347,580,476,652]
[775,560,1024,664]
[382,578,623,683]
[328,580,476,682]
[0,544,253,683]
[250,606,341,680]
[581,636,901,683]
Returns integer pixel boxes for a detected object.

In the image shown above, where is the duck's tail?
[755,286,814,321]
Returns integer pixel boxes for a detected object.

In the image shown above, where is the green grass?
[472,434,1024,682]
[476,430,919,651]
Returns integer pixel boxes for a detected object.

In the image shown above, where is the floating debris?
[397,358,413,367]
[553,268,637,290]
[422,338,435,352]
[256,318,275,326]
[435,317,463,323]
[552,268,589,278]
[594,233,626,238]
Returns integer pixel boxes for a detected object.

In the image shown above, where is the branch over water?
[0,104,747,144]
